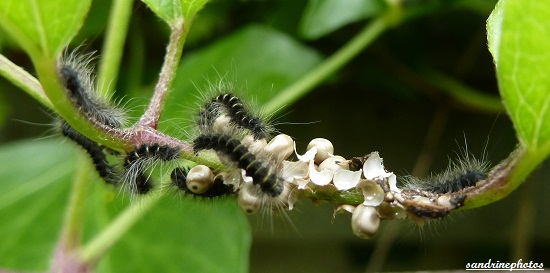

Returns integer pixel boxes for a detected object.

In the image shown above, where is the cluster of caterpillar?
[182,84,292,212]
[57,52,125,186]
[56,51,289,212]
[57,50,491,224]
[57,51,182,195]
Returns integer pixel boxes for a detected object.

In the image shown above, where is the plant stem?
[0,54,52,109]
[59,158,91,249]
[137,19,186,129]
[79,193,163,264]
[263,16,389,114]
[50,158,92,272]
[97,0,134,98]
[422,69,504,113]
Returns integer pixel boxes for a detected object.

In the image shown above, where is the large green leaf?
[0,139,250,272]
[0,0,91,58]
[299,0,386,39]
[488,0,550,155]
[141,0,209,26]
[98,197,250,273]
[161,24,322,136]
[0,140,75,271]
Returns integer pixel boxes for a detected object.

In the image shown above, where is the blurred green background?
[0,0,548,272]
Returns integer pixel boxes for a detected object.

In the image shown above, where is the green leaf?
[299,0,385,39]
[142,0,209,26]
[0,0,91,59]
[489,0,550,155]
[98,197,250,273]
[0,140,75,271]
[0,139,250,272]
[486,0,504,66]
[161,24,322,135]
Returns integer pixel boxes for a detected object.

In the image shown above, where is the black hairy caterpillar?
[57,51,127,185]
[171,167,235,198]
[199,93,272,140]
[60,121,120,185]
[395,153,490,220]
[193,133,284,197]
[123,144,181,194]
[401,155,489,194]
[57,52,127,128]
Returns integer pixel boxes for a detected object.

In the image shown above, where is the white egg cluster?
[275,138,408,238]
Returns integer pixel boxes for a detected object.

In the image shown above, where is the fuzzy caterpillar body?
[193,133,284,197]
[402,157,489,194]
[199,93,272,140]
[60,121,120,185]
[57,52,127,185]
[58,53,127,129]
[397,155,490,220]
[123,144,181,194]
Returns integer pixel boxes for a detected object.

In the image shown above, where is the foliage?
[0,0,548,272]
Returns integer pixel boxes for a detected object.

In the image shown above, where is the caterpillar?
[123,144,181,194]
[57,51,127,128]
[60,121,120,185]
[57,51,127,185]
[396,153,490,220]
[193,133,284,197]
[199,93,273,140]
[401,156,489,194]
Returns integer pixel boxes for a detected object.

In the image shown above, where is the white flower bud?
[264,134,294,160]
[186,165,214,194]
[351,205,380,239]
[238,183,261,214]
[307,138,334,164]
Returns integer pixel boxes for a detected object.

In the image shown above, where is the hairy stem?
[137,19,186,129]
[97,0,134,98]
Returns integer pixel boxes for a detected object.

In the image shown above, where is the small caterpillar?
[193,133,284,197]
[123,144,180,194]
[401,155,489,194]
[57,52,127,128]
[396,153,490,220]
[199,93,273,140]
[60,121,120,185]
[171,167,235,198]
[57,51,127,185]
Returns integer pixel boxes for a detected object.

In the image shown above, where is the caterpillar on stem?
[123,144,180,194]
[56,50,127,186]
[193,133,284,197]
[200,93,274,140]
